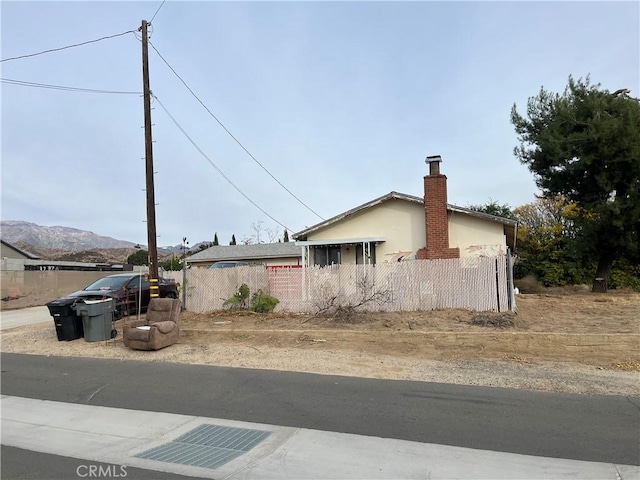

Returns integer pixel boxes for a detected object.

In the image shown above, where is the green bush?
[223,284,280,312]
[250,290,279,313]
[609,261,640,291]
[223,284,250,310]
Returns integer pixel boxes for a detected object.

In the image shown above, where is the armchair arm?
[123,318,149,346]
[125,317,148,329]
[150,320,177,334]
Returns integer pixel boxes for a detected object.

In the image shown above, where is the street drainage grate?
[135,424,271,470]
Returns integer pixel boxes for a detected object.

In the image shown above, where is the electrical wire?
[1,77,141,95]
[153,94,294,232]
[0,30,136,63]
[150,0,167,24]
[148,41,325,221]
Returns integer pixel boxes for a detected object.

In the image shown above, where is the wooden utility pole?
[141,19,159,296]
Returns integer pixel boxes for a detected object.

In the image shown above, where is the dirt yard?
[1,292,639,396]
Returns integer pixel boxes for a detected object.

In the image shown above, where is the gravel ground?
[1,321,638,396]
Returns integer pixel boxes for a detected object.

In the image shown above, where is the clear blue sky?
[2,1,638,247]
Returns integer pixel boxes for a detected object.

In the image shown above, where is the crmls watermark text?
[76,464,128,478]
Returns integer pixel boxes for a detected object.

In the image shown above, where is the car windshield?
[83,276,132,291]
[209,262,248,269]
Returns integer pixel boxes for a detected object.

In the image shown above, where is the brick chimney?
[417,156,460,260]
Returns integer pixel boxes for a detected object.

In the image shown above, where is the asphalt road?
[2,352,639,466]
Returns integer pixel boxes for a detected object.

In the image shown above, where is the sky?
[1,1,638,248]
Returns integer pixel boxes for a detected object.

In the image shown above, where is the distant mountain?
[159,242,208,255]
[13,242,140,264]
[1,220,136,251]
[159,244,189,254]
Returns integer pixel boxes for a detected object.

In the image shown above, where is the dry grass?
[1,291,638,396]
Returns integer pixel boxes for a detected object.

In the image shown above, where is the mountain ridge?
[1,220,137,251]
[1,221,196,263]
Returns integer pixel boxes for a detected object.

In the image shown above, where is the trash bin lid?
[46,296,78,307]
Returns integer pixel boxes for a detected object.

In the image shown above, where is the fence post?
[494,258,501,312]
[181,266,187,311]
[506,249,515,312]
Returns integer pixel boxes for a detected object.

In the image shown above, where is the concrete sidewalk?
[2,395,637,479]
[0,306,50,331]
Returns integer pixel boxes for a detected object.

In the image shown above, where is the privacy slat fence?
[165,255,515,314]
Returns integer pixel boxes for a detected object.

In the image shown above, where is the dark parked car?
[56,273,178,318]
[208,261,250,269]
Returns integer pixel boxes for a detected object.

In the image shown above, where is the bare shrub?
[313,274,393,323]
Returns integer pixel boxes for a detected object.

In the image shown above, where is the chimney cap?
[426,155,443,175]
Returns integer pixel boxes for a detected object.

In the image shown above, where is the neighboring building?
[293,157,517,266]
[0,239,40,260]
[1,239,129,272]
[186,242,302,268]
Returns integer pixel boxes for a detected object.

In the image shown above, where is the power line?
[1,77,141,95]
[153,94,294,232]
[0,30,136,63]
[150,0,167,24]
[148,41,325,221]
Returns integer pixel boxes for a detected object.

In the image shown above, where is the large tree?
[467,200,513,219]
[512,196,591,287]
[127,249,148,266]
[511,76,640,291]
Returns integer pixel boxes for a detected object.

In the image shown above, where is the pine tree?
[213,233,219,246]
[511,76,640,291]
[283,229,289,242]
[230,234,237,245]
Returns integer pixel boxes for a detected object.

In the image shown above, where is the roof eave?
[187,253,302,263]
[293,192,421,240]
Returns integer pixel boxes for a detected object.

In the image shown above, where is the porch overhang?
[295,237,386,247]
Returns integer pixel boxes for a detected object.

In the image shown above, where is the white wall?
[307,199,426,263]
[449,212,508,257]
[305,198,509,263]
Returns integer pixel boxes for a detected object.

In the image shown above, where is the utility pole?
[182,236,189,311]
[141,19,159,297]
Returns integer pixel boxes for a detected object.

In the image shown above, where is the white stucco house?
[188,158,517,269]
[293,158,517,267]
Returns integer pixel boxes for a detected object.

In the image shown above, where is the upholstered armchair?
[123,298,181,350]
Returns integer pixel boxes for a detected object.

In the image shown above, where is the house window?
[314,246,341,266]
[356,243,377,265]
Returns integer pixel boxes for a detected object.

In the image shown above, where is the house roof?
[0,239,41,259]
[186,242,301,263]
[292,191,518,250]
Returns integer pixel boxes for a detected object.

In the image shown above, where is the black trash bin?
[46,297,84,341]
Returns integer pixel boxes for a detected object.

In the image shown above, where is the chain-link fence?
[168,254,515,314]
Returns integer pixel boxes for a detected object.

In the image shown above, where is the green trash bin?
[74,298,116,342]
